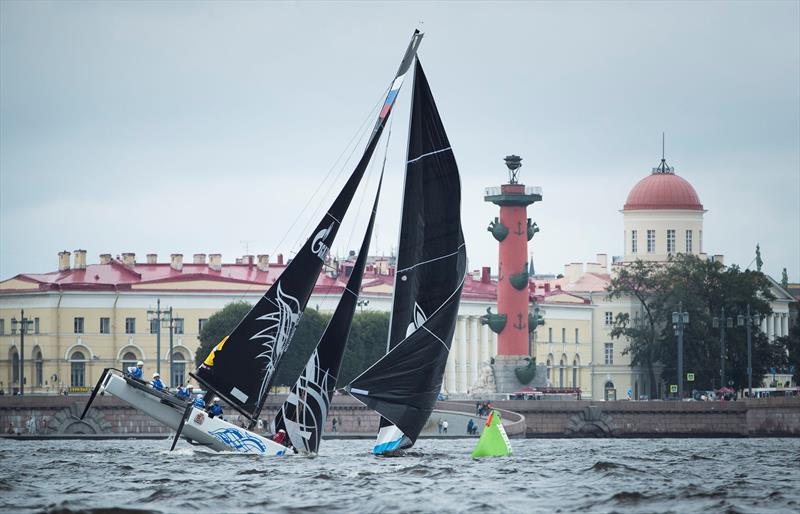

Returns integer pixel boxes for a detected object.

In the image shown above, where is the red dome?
[623,172,703,211]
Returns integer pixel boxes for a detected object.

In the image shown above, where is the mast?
[191,31,424,424]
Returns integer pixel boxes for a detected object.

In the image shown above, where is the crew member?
[176,384,190,400]
[272,428,287,445]
[127,361,144,380]
[193,393,206,409]
[151,373,164,391]
[207,398,223,419]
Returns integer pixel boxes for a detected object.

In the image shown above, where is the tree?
[195,301,390,390]
[777,310,800,384]
[608,254,781,396]
[195,301,252,368]
[607,259,667,398]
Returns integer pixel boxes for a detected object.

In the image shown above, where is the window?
[548,327,553,343]
[575,328,579,344]
[0,319,4,335]
[172,351,187,387]
[604,343,614,365]
[34,350,43,386]
[198,318,208,334]
[11,351,19,385]
[174,318,185,335]
[667,229,675,254]
[646,230,655,253]
[559,358,565,387]
[150,319,159,334]
[561,328,566,343]
[631,230,638,254]
[699,230,703,253]
[70,351,86,387]
[122,351,137,371]
[605,311,613,326]
[572,359,578,387]
[546,357,552,381]
[74,317,84,334]
[100,317,110,334]
[125,317,136,334]
[686,230,693,253]
[34,317,40,334]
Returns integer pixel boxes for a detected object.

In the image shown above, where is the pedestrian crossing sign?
[670,384,678,393]
[687,373,695,382]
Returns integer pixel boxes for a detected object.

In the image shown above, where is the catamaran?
[82,29,466,457]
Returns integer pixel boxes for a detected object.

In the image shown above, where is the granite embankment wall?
[1,395,798,437]
[493,397,800,437]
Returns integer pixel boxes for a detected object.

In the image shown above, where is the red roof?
[2,259,501,301]
[623,172,703,211]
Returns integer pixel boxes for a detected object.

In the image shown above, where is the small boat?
[81,31,425,455]
[471,410,513,458]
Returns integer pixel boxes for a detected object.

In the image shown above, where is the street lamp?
[147,299,171,377]
[737,305,760,398]
[672,303,689,399]
[712,307,733,390]
[11,310,34,396]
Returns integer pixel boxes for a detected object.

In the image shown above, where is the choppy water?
[0,437,798,513]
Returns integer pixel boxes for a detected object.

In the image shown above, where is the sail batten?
[348,58,466,451]
[192,31,423,422]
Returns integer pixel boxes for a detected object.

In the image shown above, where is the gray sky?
[2,1,799,282]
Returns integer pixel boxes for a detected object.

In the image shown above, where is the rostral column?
[482,155,543,392]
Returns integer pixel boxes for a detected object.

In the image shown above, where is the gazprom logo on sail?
[311,222,335,261]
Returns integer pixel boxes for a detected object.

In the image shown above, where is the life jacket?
[151,379,164,391]
[128,367,143,379]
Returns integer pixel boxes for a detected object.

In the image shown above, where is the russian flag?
[379,75,405,119]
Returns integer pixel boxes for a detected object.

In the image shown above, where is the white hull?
[100,372,290,456]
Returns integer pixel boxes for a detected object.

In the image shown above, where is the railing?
[484,186,542,196]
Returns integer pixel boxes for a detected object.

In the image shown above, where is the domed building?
[622,158,705,262]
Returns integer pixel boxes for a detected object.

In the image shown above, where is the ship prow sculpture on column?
[481,155,547,394]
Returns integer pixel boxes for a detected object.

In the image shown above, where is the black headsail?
[273,171,384,453]
[347,59,467,453]
[191,31,424,421]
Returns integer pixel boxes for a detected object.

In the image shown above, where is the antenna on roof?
[652,132,674,175]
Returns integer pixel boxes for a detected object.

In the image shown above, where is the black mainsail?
[347,59,467,454]
[273,172,384,453]
[191,31,424,422]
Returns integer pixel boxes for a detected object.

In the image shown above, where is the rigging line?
[396,243,465,274]
[277,88,386,257]
[406,146,452,164]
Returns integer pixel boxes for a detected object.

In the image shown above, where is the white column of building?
[782,313,788,338]
[773,315,779,341]
[760,316,767,336]
[491,330,497,359]
[445,334,457,394]
[481,323,490,364]
[766,315,773,341]
[459,316,469,392]
[470,316,479,388]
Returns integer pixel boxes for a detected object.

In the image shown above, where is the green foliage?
[777,312,800,384]
[337,311,390,385]
[607,254,781,395]
[193,301,390,389]
[195,301,253,368]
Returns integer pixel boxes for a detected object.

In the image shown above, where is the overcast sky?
[2,1,798,283]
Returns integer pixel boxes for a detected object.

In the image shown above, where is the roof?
[623,171,704,211]
[0,258,503,301]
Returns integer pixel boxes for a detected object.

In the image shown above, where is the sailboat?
[80,31,422,455]
[81,29,466,457]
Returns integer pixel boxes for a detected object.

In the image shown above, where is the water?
[1,438,798,513]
